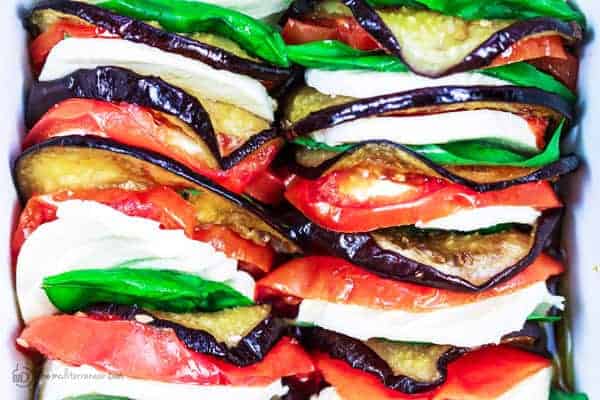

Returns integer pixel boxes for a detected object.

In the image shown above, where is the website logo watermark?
[13,362,124,388]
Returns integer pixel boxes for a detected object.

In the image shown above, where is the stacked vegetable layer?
[14,0,588,399]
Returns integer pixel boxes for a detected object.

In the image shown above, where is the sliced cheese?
[40,38,276,121]
[16,200,254,323]
[416,206,541,231]
[306,69,510,99]
[37,360,287,400]
[199,0,292,19]
[297,282,563,348]
[309,109,539,152]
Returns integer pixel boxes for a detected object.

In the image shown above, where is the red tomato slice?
[12,188,274,275]
[244,170,286,205]
[24,99,280,194]
[194,225,275,275]
[282,18,338,45]
[283,18,381,51]
[491,35,568,67]
[29,19,119,75]
[530,54,579,92]
[314,345,550,400]
[19,315,314,386]
[257,255,563,312]
[285,166,562,233]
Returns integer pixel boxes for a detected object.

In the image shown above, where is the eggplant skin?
[28,66,218,163]
[29,1,292,85]
[86,304,285,367]
[289,140,580,192]
[14,135,301,253]
[26,66,281,170]
[299,327,464,394]
[285,85,573,139]
[284,209,562,291]
[343,0,582,77]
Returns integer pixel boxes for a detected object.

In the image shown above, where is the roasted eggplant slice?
[284,209,561,291]
[285,0,583,77]
[28,1,292,87]
[86,303,285,367]
[296,325,548,395]
[26,66,281,170]
[288,140,579,190]
[300,327,463,394]
[14,135,300,254]
[283,85,572,140]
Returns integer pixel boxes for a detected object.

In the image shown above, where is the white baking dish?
[1,0,598,398]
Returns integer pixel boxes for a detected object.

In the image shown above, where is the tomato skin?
[314,345,551,400]
[531,54,580,92]
[283,18,380,51]
[285,170,561,233]
[257,255,563,312]
[193,225,275,274]
[491,35,568,67]
[19,315,314,386]
[25,99,280,194]
[282,18,338,45]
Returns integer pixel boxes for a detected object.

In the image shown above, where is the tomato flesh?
[285,166,561,233]
[257,255,563,312]
[25,99,280,194]
[12,188,275,274]
[491,35,568,67]
[194,225,275,275]
[315,345,550,400]
[19,314,314,386]
[283,17,381,50]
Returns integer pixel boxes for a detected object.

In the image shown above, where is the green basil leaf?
[287,40,409,72]
[479,63,576,103]
[287,41,575,101]
[95,0,289,66]
[294,120,564,168]
[43,268,253,313]
[527,313,562,323]
[366,0,585,25]
[550,389,589,400]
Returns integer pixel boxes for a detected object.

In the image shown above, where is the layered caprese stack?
[13,0,590,399]
[256,0,585,399]
[14,1,314,398]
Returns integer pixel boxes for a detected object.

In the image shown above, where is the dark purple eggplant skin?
[86,304,286,367]
[299,327,464,394]
[287,85,573,139]
[282,208,562,291]
[289,139,580,192]
[29,0,292,87]
[14,135,300,252]
[26,66,280,170]
[342,0,583,77]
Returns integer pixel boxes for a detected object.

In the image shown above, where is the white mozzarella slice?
[17,200,254,323]
[39,38,276,121]
[199,0,292,19]
[297,282,563,348]
[416,206,541,231]
[309,109,539,152]
[306,69,510,99]
[37,360,287,400]
[310,367,552,400]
